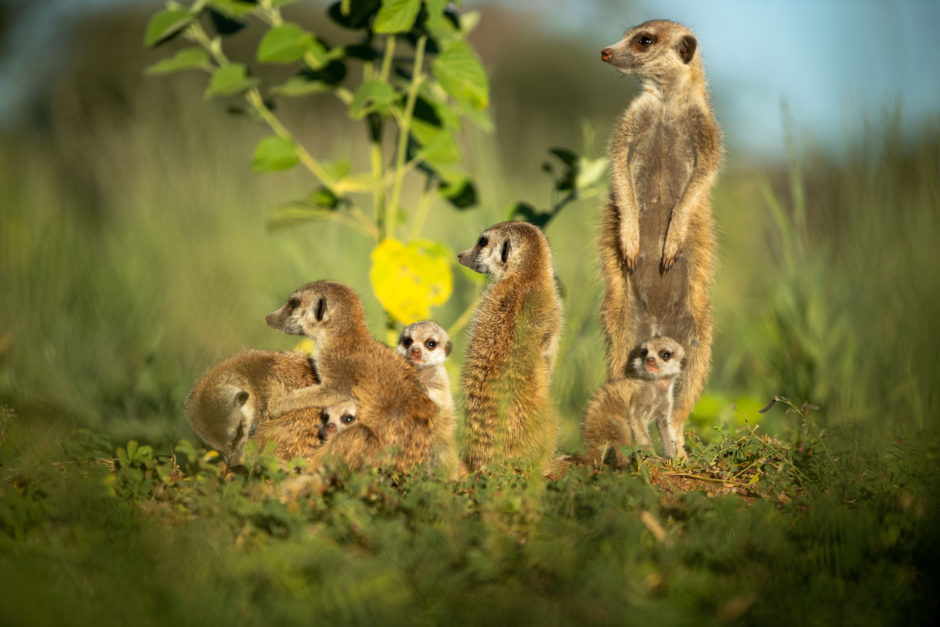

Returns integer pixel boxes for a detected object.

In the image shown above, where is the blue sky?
[1,0,938,159]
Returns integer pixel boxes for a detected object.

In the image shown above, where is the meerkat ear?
[445,340,453,356]
[501,239,511,264]
[676,35,696,64]
[315,297,326,321]
[234,391,250,407]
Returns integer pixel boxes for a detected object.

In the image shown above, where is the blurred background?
[0,0,937,452]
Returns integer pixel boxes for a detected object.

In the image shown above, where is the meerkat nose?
[601,47,612,62]
[326,423,336,433]
[410,347,422,358]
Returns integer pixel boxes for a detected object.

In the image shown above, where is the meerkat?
[597,20,721,458]
[397,320,459,479]
[252,398,357,461]
[583,336,686,465]
[183,349,321,464]
[265,281,437,471]
[458,221,563,474]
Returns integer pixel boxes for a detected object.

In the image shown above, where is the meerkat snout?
[601,47,612,62]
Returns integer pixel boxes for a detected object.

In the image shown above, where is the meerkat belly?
[628,122,694,337]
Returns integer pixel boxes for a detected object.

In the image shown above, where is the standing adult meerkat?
[183,349,321,464]
[265,281,436,471]
[397,320,459,479]
[598,19,721,457]
[583,336,686,465]
[458,221,563,473]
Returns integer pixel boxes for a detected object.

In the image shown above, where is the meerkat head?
[628,336,686,381]
[397,320,452,368]
[266,280,365,345]
[601,20,698,83]
[318,399,358,440]
[457,221,549,279]
[185,381,258,465]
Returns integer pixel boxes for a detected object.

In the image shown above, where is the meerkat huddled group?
[184,18,720,474]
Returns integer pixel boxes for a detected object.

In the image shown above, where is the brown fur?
[458,221,563,473]
[598,20,722,458]
[583,336,686,464]
[398,320,459,480]
[266,281,436,472]
[183,350,320,463]
[254,399,356,461]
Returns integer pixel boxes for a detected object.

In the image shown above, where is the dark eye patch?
[639,348,649,358]
[659,350,672,361]
[402,337,413,348]
[287,297,300,313]
[233,421,245,448]
[341,414,355,424]
[477,236,488,248]
[425,339,437,349]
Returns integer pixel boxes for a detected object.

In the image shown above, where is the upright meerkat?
[253,399,357,461]
[265,281,436,471]
[183,349,321,464]
[458,221,563,473]
[397,320,459,479]
[583,336,686,465]
[598,20,721,457]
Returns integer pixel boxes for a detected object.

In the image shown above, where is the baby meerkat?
[252,398,357,461]
[458,221,563,474]
[265,281,436,471]
[320,399,358,438]
[183,349,320,464]
[598,20,721,458]
[583,336,686,464]
[397,320,459,479]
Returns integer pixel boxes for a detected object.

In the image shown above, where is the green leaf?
[252,136,300,172]
[333,173,384,193]
[207,0,259,17]
[145,47,211,75]
[258,23,315,64]
[433,40,489,110]
[143,9,193,47]
[370,238,453,325]
[204,64,258,98]
[414,129,460,166]
[576,156,608,191]
[440,176,477,210]
[374,0,421,34]
[348,79,399,118]
[271,76,332,97]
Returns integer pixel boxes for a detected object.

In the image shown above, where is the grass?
[1,8,939,625]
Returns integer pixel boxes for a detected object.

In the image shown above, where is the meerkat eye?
[477,236,488,248]
[402,337,413,348]
[341,414,355,424]
[286,297,300,313]
[426,339,437,349]
[639,348,649,358]
[660,350,672,361]
[640,36,652,46]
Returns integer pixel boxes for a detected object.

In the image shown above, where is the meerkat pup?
[252,398,357,461]
[597,20,721,457]
[583,336,686,465]
[265,281,437,471]
[183,349,321,464]
[397,320,459,479]
[458,221,563,474]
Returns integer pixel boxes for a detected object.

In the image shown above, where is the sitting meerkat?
[253,398,357,461]
[598,20,722,459]
[397,320,459,479]
[582,336,686,464]
[183,349,321,464]
[265,281,437,471]
[458,221,563,474]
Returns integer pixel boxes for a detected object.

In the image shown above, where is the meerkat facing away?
[583,336,686,465]
[397,320,459,479]
[183,349,320,464]
[458,221,563,474]
[265,281,436,471]
[598,20,721,458]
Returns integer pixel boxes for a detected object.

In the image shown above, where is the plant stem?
[408,179,435,241]
[448,284,483,338]
[387,35,427,240]
[368,113,385,237]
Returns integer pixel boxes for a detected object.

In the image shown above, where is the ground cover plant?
[1,1,939,624]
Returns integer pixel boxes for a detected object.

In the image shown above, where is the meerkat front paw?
[660,236,684,273]
[620,229,640,273]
